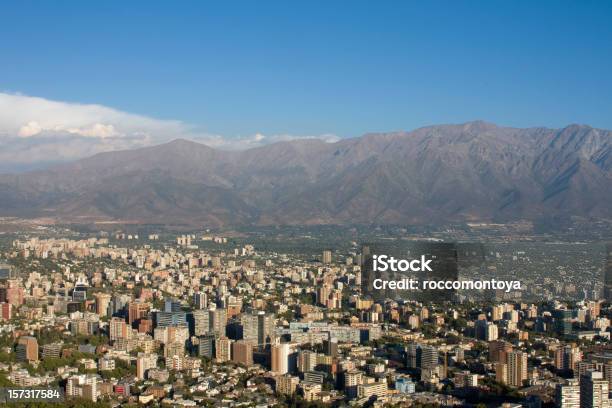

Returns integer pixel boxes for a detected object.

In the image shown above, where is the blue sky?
[0,0,611,167]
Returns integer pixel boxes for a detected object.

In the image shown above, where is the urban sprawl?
[0,229,610,408]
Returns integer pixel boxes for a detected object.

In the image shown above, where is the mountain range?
[0,121,610,227]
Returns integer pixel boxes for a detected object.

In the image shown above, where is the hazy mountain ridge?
[0,121,610,226]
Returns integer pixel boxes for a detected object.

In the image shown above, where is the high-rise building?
[580,370,610,408]
[240,313,258,344]
[323,336,338,357]
[553,309,574,336]
[210,308,227,336]
[271,343,291,374]
[555,345,582,372]
[232,340,253,366]
[302,382,322,402]
[405,343,439,380]
[489,340,513,363]
[136,353,157,380]
[419,345,439,371]
[94,293,112,317]
[128,301,149,326]
[316,285,331,307]
[257,312,275,347]
[164,341,184,359]
[110,317,131,341]
[406,344,418,369]
[491,304,504,321]
[155,311,187,328]
[476,320,498,341]
[197,334,216,359]
[344,370,364,399]
[66,374,98,402]
[507,351,528,388]
[190,309,210,336]
[304,371,325,384]
[193,292,208,310]
[0,302,12,320]
[495,363,508,384]
[138,318,153,334]
[16,336,38,362]
[454,371,478,388]
[215,336,232,362]
[154,325,189,346]
[420,307,430,321]
[555,379,580,408]
[72,285,88,302]
[322,250,332,265]
[276,374,299,395]
[298,350,318,373]
[164,299,181,313]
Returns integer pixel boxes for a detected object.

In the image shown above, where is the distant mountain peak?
[0,122,609,226]
[460,120,499,131]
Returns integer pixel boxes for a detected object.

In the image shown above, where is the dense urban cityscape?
[2,1,611,407]
[0,224,609,407]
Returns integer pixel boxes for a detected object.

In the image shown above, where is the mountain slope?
[0,121,610,226]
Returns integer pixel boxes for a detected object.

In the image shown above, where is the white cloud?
[18,121,43,137]
[0,92,339,171]
[66,123,119,138]
[1,92,189,142]
[199,132,340,150]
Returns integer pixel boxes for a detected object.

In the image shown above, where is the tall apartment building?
[215,336,232,362]
[66,374,98,402]
[232,340,253,366]
[16,336,38,362]
[580,370,610,408]
[271,343,291,374]
[507,351,528,388]
[193,292,208,309]
[406,343,438,372]
[210,308,227,336]
[241,313,259,345]
[555,379,580,408]
[489,340,513,363]
[323,336,338,357]
[155,311,187,328]
[322,250,332,264]
[298,350,318,373]
[110,317,131,341]
[555,345,582,372]
[344,370,364,399]
[136,353,158,380]
[276,374,299,395]
[190,309,210,336]
[128,301,149,326]
[475,320,498,341]
[197,334,215,359]
[164,299,182,313]
[495,363,508,385]
[94,293,112,317]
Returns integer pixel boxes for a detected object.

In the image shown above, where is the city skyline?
[0,3,610,407]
